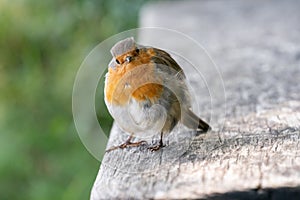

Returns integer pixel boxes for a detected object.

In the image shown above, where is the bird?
[104,37,210,152]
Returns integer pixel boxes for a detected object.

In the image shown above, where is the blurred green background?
[0,0,151,199]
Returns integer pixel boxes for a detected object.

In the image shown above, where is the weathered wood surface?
[91,0,300,199]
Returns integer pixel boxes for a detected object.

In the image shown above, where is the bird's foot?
[148,141,165,152]
[105,140,147,153]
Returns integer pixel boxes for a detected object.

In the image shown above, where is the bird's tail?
[181,108,211,134]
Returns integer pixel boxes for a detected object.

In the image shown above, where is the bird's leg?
[105,135,147,153]
[148,132,165,152]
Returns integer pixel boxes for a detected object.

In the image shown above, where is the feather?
[110,37,136,57]
[181,108,210,134]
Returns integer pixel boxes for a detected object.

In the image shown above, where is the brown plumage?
[104,37,210,152]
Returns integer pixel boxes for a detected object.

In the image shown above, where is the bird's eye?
[135,48,139,54]
[125,56,132,62]
[115,59,120,64]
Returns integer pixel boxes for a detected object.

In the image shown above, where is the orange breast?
[105,48,163,105]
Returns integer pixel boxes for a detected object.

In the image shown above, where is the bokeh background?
[0,0,151,199]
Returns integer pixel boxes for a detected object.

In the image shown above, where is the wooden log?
[91,0,300,199]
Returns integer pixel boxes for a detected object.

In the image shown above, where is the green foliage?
[0,0,150,199]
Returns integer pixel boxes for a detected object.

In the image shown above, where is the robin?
[104,37,210,152]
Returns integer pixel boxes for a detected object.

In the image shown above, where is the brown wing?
[151,48,186,80]
[148,47,191,105]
